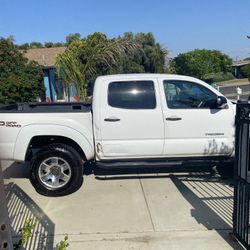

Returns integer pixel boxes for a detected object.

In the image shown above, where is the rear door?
[159,78,235,157]
[98,78,164,159]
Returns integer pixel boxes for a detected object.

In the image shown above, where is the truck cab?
[93,74,235,161]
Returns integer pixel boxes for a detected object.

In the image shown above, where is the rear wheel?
[30,143,83,196]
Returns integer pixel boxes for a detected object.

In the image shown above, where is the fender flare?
[14,124,94,161]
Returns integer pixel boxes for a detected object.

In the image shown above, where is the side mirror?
[217,96,227,108]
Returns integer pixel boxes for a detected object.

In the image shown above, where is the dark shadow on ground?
[169,174,243,249]
[5,183,55,250]
[3,162,30,179]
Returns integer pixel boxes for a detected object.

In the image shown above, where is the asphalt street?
[218,82,250,100]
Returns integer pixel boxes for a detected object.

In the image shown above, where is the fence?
[0,164,13,250]
[233,101,250,250]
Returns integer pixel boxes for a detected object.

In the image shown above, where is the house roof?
[232,60,250,67]
[23,47,66,67]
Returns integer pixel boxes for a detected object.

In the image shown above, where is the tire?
[215,163,234,179]
[30,143,84,196]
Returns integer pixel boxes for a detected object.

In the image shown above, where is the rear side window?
[108,81,156,109]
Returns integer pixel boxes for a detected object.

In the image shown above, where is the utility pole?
[0,163,13,250]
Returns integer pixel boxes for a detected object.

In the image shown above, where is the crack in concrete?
[138,176,156,232]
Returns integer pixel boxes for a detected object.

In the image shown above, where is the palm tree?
[56,51,86,100]
[56,37,136,101]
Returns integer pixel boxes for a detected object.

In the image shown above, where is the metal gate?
[233,101,250,250]
[0,164,13,250]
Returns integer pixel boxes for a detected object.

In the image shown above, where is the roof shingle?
[23,47,66,67]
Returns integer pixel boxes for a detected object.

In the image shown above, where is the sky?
[0,0,249,60]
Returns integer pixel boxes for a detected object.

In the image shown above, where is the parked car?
[0,74,235,196]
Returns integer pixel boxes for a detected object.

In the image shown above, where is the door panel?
[98,79,164,159]
[159,79,235,157]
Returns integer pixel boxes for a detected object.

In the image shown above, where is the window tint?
[163,80,217,109]
[108,81,156,109]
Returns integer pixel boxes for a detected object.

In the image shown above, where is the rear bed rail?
[0,102,91,113]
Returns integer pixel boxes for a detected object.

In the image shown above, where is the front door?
[98,79,164,159]
[159,79,235,157]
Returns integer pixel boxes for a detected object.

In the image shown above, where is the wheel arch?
[26,135,87,161]
[14,124,94,162]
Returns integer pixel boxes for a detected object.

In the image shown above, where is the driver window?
[163,80,217,109]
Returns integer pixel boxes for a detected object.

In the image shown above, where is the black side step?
[96,160,183,169]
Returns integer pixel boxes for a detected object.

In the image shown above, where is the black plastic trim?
[0,102,91,113]
[96,156,234,169]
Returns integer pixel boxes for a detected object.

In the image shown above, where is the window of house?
[108,81,156,109]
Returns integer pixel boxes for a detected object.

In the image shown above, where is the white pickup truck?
[0,74,235,196]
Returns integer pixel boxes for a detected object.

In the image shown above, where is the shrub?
[0,38,44,104]
[204,72,235,83]
[240,64,250,79]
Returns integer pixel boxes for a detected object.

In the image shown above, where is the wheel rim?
[38,157,72,190]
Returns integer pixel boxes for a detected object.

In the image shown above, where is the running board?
[96,160,183,169]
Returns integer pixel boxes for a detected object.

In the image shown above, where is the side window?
[108,81,156,109]
[163,80,217,109]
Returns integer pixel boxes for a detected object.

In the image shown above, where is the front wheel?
[30,144,83,196]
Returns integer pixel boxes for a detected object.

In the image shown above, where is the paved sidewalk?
[1,160,243,250]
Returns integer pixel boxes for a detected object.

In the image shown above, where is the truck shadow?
[203,138,234,156]
[5,182,55,249]
[169,174,242,249]
[94,166,242,250]
[3,162,30,179]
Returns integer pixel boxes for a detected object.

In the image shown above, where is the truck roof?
[95,73,203,83]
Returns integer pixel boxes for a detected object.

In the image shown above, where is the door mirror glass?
[217,96,227,108]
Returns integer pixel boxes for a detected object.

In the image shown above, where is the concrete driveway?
[1,160,243,250]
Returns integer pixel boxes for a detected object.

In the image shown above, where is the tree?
[56,32,168,98]
[29,42,43,48]
[0,38,44,104]
[56,32,136,99]
[44,42,54,48]
[113,32,168,74]
[56,50,86,99]
[134,32,167,73]
[173,49,233,82]
[65,33,81,45]
[240,63,250,78]
[18,43,30,50]
[17,41,66,49]
[53,42,66,47]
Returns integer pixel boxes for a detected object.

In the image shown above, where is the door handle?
[166,117,182,121]
[104,117,121,122]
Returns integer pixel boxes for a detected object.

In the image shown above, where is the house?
[24,47,77,102]
[232,60,250,78]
